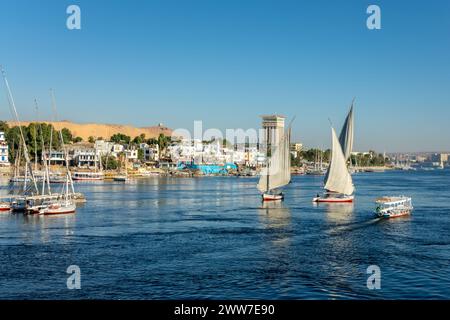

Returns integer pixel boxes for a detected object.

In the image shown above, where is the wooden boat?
[375,196,413,218]
[39,176,76,215]
[258,116,291,201]
[113,154,128,181]
[39,200,76,215]
[313,192,354,203]
[0,202,11,211]
[262,192,284,201]
[313,103,355,203]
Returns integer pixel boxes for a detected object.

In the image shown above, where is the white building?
[167,139,262,166]
[125,149,138,162]
[0,131,9,166]
[72,149,100,168]
[140,143,159,162]
[46,150,66,165]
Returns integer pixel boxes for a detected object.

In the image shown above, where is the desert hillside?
[8,120,173,141]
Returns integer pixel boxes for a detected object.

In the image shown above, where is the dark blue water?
[1,170,449,299]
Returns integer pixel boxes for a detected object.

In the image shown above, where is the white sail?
[258,129,291,193]
[339,102,354,161]
[324,127,354,195]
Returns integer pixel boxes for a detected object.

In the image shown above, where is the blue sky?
[0,0,449,152]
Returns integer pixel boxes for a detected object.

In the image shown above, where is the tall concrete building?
[261,115,285,149]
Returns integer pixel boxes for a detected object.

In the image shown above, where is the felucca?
[258,124,291,201]
[313,127,354,203]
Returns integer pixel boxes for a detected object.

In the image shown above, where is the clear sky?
[0,0,449,152]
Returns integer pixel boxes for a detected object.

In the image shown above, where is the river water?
[0,170,449,299]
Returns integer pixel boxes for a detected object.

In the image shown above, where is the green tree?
[110,133,131,144]
[132,133,146,145]
[61,128,73,144]
[157,134,171,155]
[101,155,118,170]
[0,121,9,133]
[138,149,144,161]
[88,136,95,143]
[73,136,83,143]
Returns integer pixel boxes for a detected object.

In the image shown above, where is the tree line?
[0,121,172,164]
[291,148,386,167]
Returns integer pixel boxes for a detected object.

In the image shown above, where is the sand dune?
[9,120,172,141]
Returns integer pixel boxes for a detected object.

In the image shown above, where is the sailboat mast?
[50,90,75,194]
[1,67,39,194]
[35,99,52,195]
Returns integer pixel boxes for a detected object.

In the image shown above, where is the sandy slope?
[9,120,172,141]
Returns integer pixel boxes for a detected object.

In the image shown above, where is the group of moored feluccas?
[258,101,356,203]
[0,67,84,215]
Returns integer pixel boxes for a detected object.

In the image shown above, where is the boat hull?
[41,208,76,215]
[72,177,103,181]
[313,195,354,203]
[262,193,284,201]
[377,210,411,218]
[40,204,76,215]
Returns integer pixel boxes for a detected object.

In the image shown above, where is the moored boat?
[375,196,413,218]
[39,200,76,215]
[72,171,104,181]
[0,202,11,211]
[113,175,127,182]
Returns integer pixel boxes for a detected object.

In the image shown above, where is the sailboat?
[39,175,76,215]
[257,126,291,201]
[113,153,128,181]
[2,68,41,212]
[313,127,354,203]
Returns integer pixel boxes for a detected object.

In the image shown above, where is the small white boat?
[39,200,76,215]
[39,175,77,215]
[0,202,10,212]
[375,196,413,218]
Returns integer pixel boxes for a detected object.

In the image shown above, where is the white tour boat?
[375,196,413,218]
[72,171,104,181]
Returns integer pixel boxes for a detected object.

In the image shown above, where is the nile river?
[0,170,449,299]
